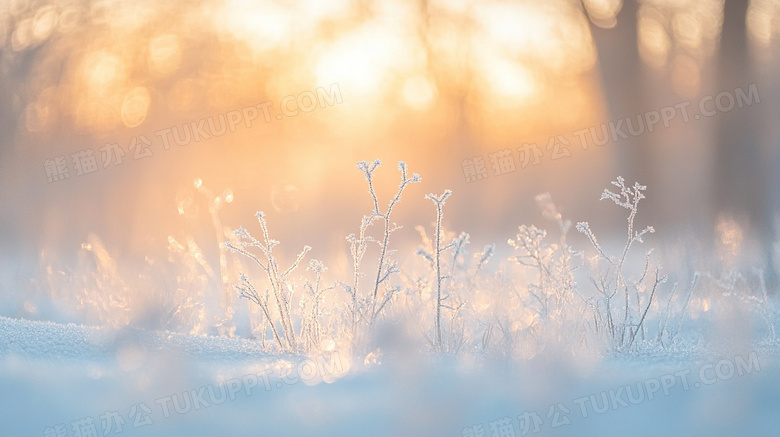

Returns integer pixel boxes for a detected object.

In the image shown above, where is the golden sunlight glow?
[218,0,291,53]
[477,3,552,54]
[583,0,623,29]
[315,24,416,96]
[716,215,744,269]
[89,0,157,32]
[32,5,58,43]
[402,76,437,111]
[672,12,704,49]
[638,0,725,72]
[748,7,772,46]
[271,181,300,214]
[429,0,471,14]
[73,50,127,130]
[149,34,181,77]
[296,0,352,24]
[121,87,151,128]
[638,15,671,68]
[475,2,595,74]
[81,50,127,100]
[12,0,609,141]
[166,79,198,114]
[11,16,33,51]
[480,55,537,103]
[747,0,780,52]
[57,6,80,33]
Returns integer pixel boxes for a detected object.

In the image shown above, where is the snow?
[0,316,268,362]
[1,316,778,436]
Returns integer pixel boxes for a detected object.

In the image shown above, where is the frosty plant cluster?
[575,177,667,351]
[225,160,775,358]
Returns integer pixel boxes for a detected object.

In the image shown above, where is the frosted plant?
[507,194,584,353]
[656,273,698,347]
[192,179,236,334]
[71,236,132,328]
[510,225,560,316]
[423,189,458,352]
[415,216,482,353]
[150,235,210,334]
[300,259,335,353]
[344,214,374,341]
[703,268,777,343]
[471,244,495,285]
[576,177,667,351]
[535,193,571,244]
[38,235,130,328]
[343,160,420,347]
[228,212,310,353]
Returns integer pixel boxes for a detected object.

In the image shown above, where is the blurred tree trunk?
[715,0,758,219]
[713,0,775,285]
[767,53,780,291]
[584,0,655,218]
[0,57,24,261]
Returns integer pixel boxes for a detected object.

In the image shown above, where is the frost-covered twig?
[193,179,235,332]
[425,189,452,351]
[227,211,310,352]
[300,259,335,353]
[628,266,666,348]
[353,161,421,328]
[342,160,420,350]
[577,177,664,352]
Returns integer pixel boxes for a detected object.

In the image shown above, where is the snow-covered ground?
[1,315,778,437]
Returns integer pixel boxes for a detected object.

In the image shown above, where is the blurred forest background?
[0,0,779,320]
